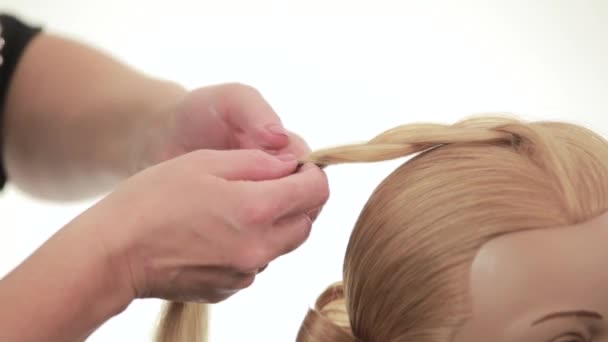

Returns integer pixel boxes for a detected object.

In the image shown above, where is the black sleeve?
[0,14,42,190]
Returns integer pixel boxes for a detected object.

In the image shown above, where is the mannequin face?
[454,211,608,342]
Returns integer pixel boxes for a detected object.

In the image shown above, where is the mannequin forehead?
[456,212,608,341]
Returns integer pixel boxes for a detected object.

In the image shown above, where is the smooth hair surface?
[154,302,208,342]
[297,116,608,341]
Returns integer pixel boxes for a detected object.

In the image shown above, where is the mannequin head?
[297,116,608,341]
[455,213,608,341]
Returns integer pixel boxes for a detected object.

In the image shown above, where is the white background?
[0,0,607,341]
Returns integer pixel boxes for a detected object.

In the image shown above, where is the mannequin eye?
[550,332,588,342]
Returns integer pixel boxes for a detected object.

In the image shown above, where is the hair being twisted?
[302,116,520,166]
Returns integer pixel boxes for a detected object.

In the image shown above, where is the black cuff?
[0,14,43,190]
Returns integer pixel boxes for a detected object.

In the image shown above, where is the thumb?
[216,83,290,150]
[195,149,298,181]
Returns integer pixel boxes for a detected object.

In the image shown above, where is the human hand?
[136,83,310,171]
[81,149,328,303]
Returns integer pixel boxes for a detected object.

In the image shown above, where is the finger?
[193,149,298,181]
[266,214,313,258]
[156,266,254,303]
[271,131,312,159]
[212,83,289,150]
[250,163,329,220]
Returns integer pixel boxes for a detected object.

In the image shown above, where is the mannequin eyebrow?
[531,310,603,326]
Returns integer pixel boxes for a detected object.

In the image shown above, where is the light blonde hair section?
[154,302,208,342]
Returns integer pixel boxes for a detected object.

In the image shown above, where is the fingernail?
[265,124,288,137]
[276,153,297,162]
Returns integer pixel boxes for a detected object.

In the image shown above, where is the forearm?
[3,33,187,200]
[0,214,133,341]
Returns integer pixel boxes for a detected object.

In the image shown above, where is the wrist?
[68,203,137,313]
[127,78,188,174]
[59,213,136,322]
[0,212,134,341]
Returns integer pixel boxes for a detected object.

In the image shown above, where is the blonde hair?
[296,116,608,341]
[154,302,208,342]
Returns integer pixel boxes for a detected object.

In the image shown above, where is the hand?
[138,83,310,171]
[82,149,328,303]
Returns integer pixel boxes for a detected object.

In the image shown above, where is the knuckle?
[234,243,270,272]
[232,274,256,290]
[207,293,231,304]
[242,149,271,163]
[292,169,330,207]
[312,169,330,204]
[232,150,276,171]
[279,184,298,205]
[220,82,259,96]
[276,215,312,256]
[294,215,313,243]
[239,200,273,226]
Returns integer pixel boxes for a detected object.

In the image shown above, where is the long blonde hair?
[296,116,608,341]
[154,302,208,341]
